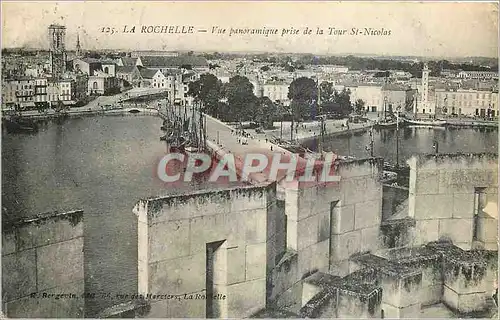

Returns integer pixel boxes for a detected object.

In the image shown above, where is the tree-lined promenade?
[187,74,357,130]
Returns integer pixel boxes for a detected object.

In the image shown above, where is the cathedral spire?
[76,33,81,57]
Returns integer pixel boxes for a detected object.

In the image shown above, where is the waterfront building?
[458,70,498,80]
[88,75,119,95]
[435,87,499,118]
[116,66,136,85]
[72,58,104,76]
[382,84,413,113]
[100,61,117,77]
[130,67,156,88]
[1,77,36,110]
[261,79,291,106]
[346,83,384,113]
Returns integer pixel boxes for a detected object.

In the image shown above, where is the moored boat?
[405,119,446,126]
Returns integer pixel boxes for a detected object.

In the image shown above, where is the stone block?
[16,218,83,252]
[297,213,320,250]
[476,215,498,244]
[37,237,84,291]
[443,286,488,314]
[342,177,368,206]
[5,280,85,319]
[287,220,298,251]
[2,249,37,302]
[413,219,439,246]
[302,282,323,307]
[145,300,170,318]
[284,188,299,221]
[189,214,231,254]
[415,170,440,194]
[148,220,190,263]
[149,253,205,295]
[166,290,207,318]
[360,226,381,252]
[438,218,473,245]
[382,302,420,319]
[337,288,382,318]
[421,284,443,306]
[354,200,381,230]
[413,194,454,220]
[329,259,350,277]
[245,243,267,281]
[380,272,421,309]
[274,280,303,314]
[317,211,331,242]
[331,204,355,235]
[298,240,329,277]
[364,177,383,202]
[331,230,362,262]
[227,279,266,318]
[2,231,16,256]
[227,246,246,285]
[443,262,489,295]
[40,280,84,317]
[230,189,267,214]
[452,193,475,218]
[243,209,267,244]
[439,169,495,194]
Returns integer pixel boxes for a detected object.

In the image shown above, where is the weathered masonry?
[132,153,498,318]
[2,210,85,318]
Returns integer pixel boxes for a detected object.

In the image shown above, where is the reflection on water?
[306,126,498,164]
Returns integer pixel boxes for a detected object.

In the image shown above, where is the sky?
[1,1,498,58]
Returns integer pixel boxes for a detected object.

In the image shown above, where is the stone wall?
[2,210,85,318]
[269,157,384,311]
[407,153,498,250]
[133,184,277,318]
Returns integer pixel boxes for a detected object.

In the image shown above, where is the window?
[92,81,98,90]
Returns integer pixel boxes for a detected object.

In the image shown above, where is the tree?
[322,89,352,116]
[223,75,257,122]
[354,99,365,114]
[319,81,334,105]
[187,73,223,117]
[255,97,277,129]
[288,77,318,120]
[260,65,270,72]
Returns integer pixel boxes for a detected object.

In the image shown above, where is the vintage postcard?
[1,1,498,318]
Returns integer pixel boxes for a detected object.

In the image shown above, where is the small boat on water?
[407,125,446,130]
[405,119,446,126]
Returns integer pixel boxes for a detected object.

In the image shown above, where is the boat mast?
[396,105,400,168]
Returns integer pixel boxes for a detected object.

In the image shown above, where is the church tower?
[420,63,429,114]
[48,24,67,78]
[75,33,82,58]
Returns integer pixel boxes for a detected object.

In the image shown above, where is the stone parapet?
[2,209,85,318]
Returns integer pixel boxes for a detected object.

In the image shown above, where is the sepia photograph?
[1,1,499,318]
